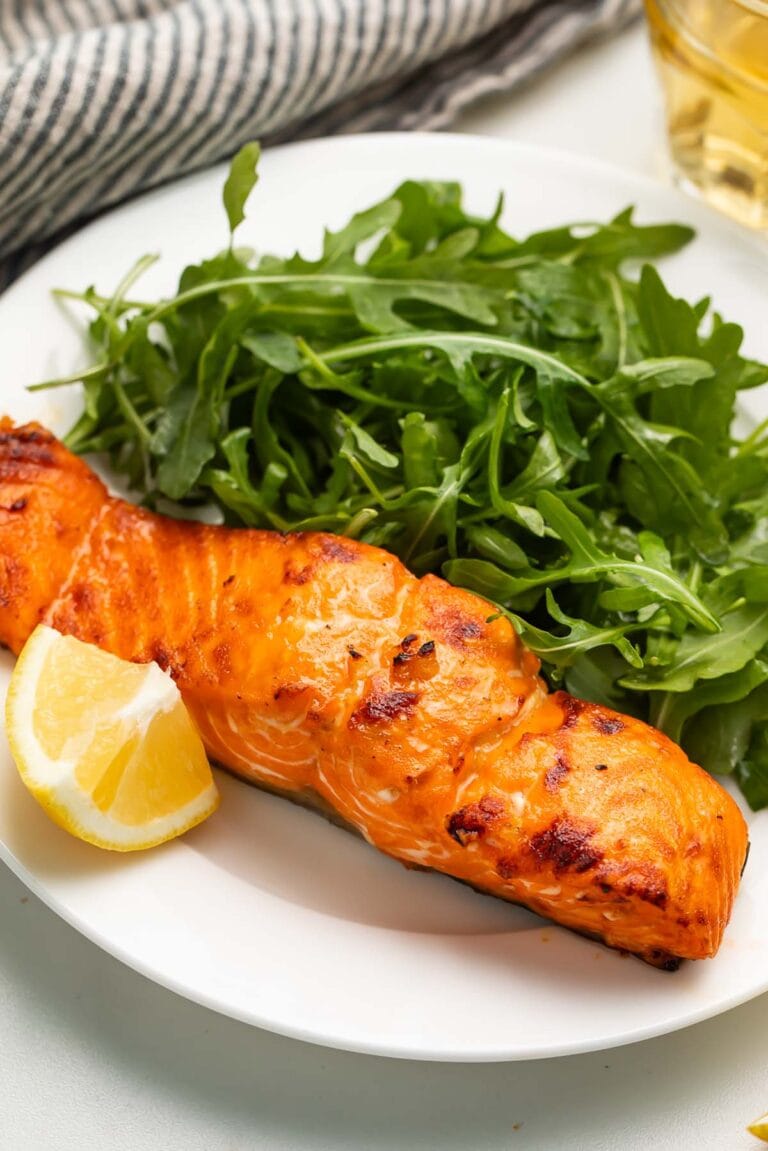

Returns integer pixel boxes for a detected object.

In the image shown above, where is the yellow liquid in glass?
[645,0,768,228]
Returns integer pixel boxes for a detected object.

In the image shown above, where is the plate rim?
[2,832,766,1064]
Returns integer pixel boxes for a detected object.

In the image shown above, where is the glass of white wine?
[644,0,768,229]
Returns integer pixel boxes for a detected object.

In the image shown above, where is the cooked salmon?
[0,419,749,967]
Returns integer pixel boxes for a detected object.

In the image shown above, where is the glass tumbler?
[644,0,768,228]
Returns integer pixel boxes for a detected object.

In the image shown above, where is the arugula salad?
[37,144,768,807]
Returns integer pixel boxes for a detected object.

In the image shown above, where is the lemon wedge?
[5,625,219,850]
[749,1113,768,1142]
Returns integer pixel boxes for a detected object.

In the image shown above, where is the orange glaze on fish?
[0,420,749,967]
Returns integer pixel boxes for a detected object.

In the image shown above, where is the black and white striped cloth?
[0,0,641,289]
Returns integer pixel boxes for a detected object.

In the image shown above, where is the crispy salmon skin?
[0,419,749,967]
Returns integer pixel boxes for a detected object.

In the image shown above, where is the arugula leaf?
[737,727,768,809]
[150,361,218,497]
[593,371,724,547]
[240,332,303,373]
[223,142,261,239]
[503,589,642,669]
[322,197,402,262]
[652,660,768,743]
[535,492,718,631]
[622,606,768,693]
[636,264,702,357]
[681,682,768,807]
[338,413,399,471]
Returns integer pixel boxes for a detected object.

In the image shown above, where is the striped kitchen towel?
[0,0,641,289]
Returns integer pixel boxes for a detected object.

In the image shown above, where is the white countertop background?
[3,22,767,1151]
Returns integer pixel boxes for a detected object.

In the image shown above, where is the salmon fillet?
[0,419,749,968]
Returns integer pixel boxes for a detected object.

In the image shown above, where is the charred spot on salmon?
[593,715,624,735]
[222,574,235,587]
[624,879,668,909]
[70,583,94,611]
[349,690,420,728]
[454,618,482,640]
[544,753,569,793]
[447,795,505,844]
[283,563,313,585]
[558,694,586,729]
[530,818,602,874]
[347,646,363,660]
[431,608,484,648]
[0,427,52,447]
[594,763,608,772]
[7,498,27,512]
[319,537,358,563]
[0,428,55,467]
[497,856,517,879]
[213,642,232,675]
[274,683,309,701]
[150,641,173,672]
[710,847,723,878]
[394,639,435,669]
[14,427,50,444]
[649,950,681,972]
[401,634,418,650]
[597,861,668,909]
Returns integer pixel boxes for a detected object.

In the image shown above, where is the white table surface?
[3,20,768,1151]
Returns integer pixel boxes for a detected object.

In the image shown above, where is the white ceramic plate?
[1,133,768,1062]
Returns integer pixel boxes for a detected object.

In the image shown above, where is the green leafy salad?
[37,144,768,807]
